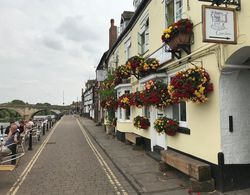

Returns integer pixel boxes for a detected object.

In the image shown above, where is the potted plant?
[161,18,193,51]
[133,116,150,130]
[154,116,179,136]
[168,66,213,103]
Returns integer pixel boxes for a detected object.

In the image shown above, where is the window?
[125,107,131,120]
[138,18,149,55]
[143,106,150,119]
[125,38,131,61]
[117,89,131,121]
[175,0,183,21]
[124,90,131,120]
[173,102,187,127]
[165,0,183,27]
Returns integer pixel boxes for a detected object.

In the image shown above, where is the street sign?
[202,5,237,44]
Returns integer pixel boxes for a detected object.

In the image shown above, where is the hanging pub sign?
[202,5,237,44]
[96,69,107,81]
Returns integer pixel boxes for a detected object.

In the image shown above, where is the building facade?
[82,80,96,119]
[99,0,250,191]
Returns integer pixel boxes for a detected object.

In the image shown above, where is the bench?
[161,149,215,192]
[161,149,211,181]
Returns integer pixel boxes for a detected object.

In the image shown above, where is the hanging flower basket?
[154,117,179,136]
[141,80,172,108]
[133,116,150,130]
[117,94,132,109]
[161,19,193,51]
[168,66,213,103]
[100,97,118,110]
[130,91,144,108]
[168,33,192,51]
[126,56,145,79]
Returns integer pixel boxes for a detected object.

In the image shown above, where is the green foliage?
[36,102,51,106]
[33,110,55,116]
[0,109,22,122]
[11,99,26,105]
[100,71,116,100]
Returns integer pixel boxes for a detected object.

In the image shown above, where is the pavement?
[1,115,250,195]
[78,116,250,195]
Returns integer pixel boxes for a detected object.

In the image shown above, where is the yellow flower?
[165,34,170,39]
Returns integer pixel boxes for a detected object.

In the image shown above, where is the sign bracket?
[198,0,241,11]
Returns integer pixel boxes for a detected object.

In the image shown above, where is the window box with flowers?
[161,18,193,53]
[168,66,213,104]
[133,116,150,130]
[138,58,160,78]
[154,116,179,136]
[125,56,160,79]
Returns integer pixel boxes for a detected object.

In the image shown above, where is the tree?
[11,99,26,105]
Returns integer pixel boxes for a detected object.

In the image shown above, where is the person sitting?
[18,120,25,134]
[0,124,20,164]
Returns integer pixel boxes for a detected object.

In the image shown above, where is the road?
[7,115,136,195]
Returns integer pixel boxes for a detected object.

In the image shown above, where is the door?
[149,106,167,151]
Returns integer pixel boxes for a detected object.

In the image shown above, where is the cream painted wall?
[167,53,221,164]
[108,0,165,138]
[107,0,249,164]
[117,121,134,133]
[188,1,250,63]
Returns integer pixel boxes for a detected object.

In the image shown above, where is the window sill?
[117,120,132,123]
[177,127,190,135]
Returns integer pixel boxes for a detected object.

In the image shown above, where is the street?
[4,116,136,195]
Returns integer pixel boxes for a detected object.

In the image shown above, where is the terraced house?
[98,0,250,192]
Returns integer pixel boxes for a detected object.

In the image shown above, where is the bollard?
[0,125,3,134]
[46,123,49,131]
[43,124,45,135]
[28,129,33,150]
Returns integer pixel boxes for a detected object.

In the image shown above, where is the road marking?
[7,120,61,195]
[77,119,128,195]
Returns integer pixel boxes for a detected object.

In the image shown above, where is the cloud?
[42,36,64,51]
[56,15,99,42]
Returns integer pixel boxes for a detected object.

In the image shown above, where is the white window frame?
[168,71,187,128]
[165,0,183,27]
[138,16,149,55]
[124,38,131,61]
[115,85,132,122]
[143,105,150,119]
[172,102,187,127]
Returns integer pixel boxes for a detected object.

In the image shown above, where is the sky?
[0,0,134,105]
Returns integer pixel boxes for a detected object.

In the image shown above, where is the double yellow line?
[7,120,61,195]
[77,119,128,195]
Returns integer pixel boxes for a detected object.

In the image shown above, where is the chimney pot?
[109,18,117,49]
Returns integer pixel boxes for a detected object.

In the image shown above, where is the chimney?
[109,19,117,49]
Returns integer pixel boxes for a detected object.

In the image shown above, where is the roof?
[120,11,135,24]
[105,0,151,63]
[96,50,109,71]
